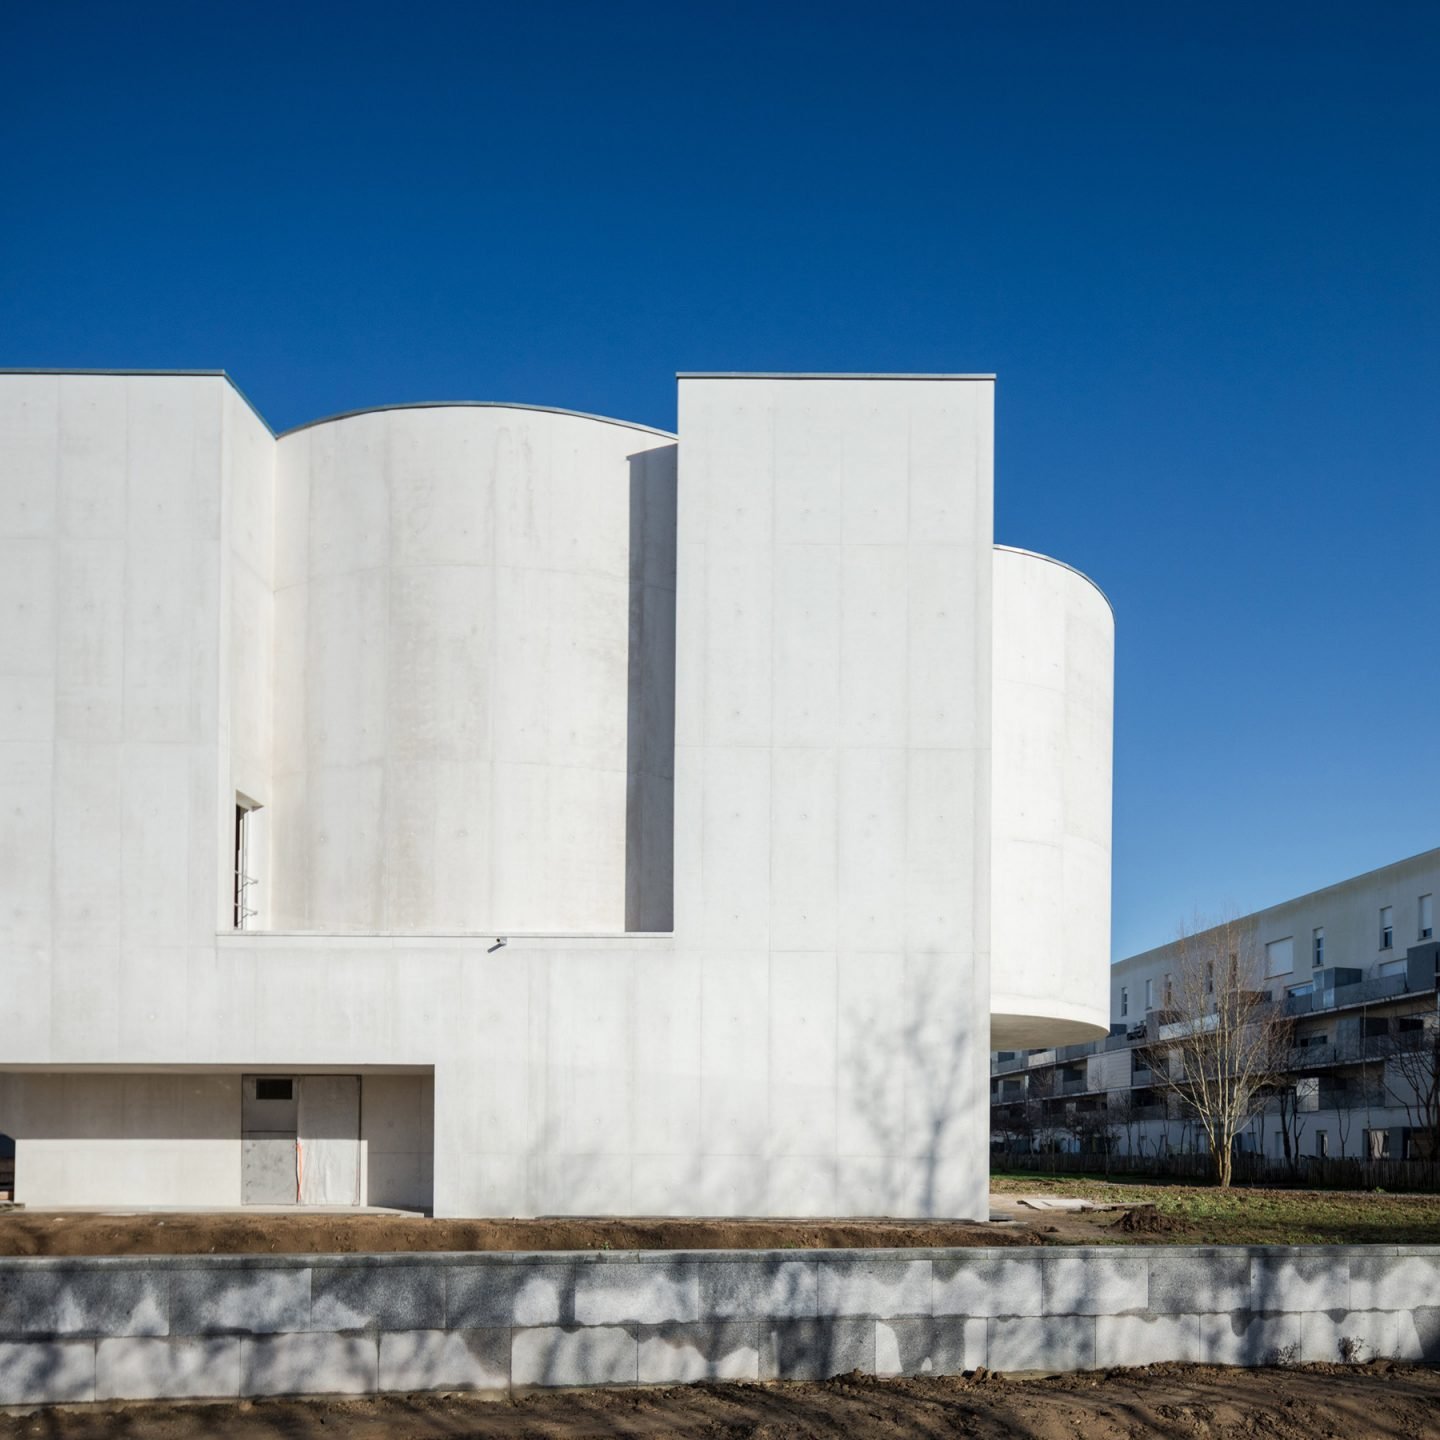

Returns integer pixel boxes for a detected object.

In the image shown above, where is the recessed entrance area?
[242,1074,368,1206]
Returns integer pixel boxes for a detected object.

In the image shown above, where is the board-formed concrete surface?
[0,370,1114,1219]
[0,1245,1436,1404]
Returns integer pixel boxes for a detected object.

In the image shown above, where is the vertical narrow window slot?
[235,796,262,929]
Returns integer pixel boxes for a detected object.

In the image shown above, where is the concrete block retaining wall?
[1,1246,1438,1405]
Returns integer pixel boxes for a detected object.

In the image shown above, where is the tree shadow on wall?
[840,952,980,1218]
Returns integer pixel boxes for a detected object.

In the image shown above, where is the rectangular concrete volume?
[1,1247,1439,1404]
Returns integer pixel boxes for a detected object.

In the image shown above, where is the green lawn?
[991,1172,1440,1245]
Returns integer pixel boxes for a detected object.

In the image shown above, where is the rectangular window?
[1265,936,1294,974]
[1163,973,1173,1006]
[1380,906,1394,950]
[1313,927,1324,967]
[234,796,263,930]
[255,1077,293,1102]
[1120,986,1128,1017]
[1421,894,1433,941]
[1206,961,1214,994]
[1145,977,1154,1009]
[1316,1129,1329,1159]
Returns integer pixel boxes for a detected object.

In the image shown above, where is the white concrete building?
[0,369,1113,1217]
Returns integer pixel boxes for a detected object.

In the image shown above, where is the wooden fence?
[994,1151,1440,1191]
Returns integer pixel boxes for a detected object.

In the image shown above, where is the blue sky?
[3,1,1436,957]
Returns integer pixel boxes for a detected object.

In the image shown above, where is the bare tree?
[1108,1089,1144,1159]
[1380,1014,1440,1160]
[1140,915,1293,1187]
[1023,1068,1063,1166]
[1275,1081,1308,1177]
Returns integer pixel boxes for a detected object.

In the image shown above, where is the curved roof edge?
[279,400,676,442]
[678,371,995,380]
[993,542,1114,618]
[0,367,275,436]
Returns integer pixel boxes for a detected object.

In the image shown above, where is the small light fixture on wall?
[488,937,508,953]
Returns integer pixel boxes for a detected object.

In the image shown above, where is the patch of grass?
[992,1172,1440,1245]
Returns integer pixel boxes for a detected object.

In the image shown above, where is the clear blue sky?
[4,1,1436,958]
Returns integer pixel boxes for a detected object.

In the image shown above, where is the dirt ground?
[0,1212,1045,1258]
[4,1363,1438,1439]
[4,1177,1438,1255]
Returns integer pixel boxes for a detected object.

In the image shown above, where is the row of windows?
[1312,894,1432,965]
[1117,893,1434,1016]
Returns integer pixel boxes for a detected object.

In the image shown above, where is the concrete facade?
[0,369,1113,1218]
[2,1245,1437,1403]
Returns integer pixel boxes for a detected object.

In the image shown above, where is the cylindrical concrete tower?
[991,544,1114,1047]
[268,404,677,933]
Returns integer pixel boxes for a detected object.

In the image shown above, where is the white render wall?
[991,546,1114,1048]
[0,370,1112,1219]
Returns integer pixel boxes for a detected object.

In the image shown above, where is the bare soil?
[4,1363,1437,1438]
[0,1212,1042,1258]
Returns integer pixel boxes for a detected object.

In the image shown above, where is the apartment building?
[992,848,1440,1164]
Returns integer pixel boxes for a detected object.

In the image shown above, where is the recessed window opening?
[255,1077,293,1102]
[1380,906,1394,951]
[235,795,261,929]
[1313,927,1324,967]
[1421,894,1433,941]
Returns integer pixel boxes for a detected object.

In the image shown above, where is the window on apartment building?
[1381,906,1394,950]
[1120,987,1128,1017]
[1265,937,1294,974]
[1316,1130,1329,1159]
[1421,894,1434,941]
[1364,1128,1391,1160]
[1313,927,1324,967]
[1206,961,1214,994]
[1163,973,1173,1006]
[1145,977,1154,1009]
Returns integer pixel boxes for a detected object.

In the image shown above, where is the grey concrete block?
[874,1316,985,1376]
[311,1264,445,1332]
[1095,1313,1200,1368]
[448,1262,575,1330]
[574,1261,700,1326]
[638,1322,760,1382]
[96,1336,240,1401]
[1300,1309,1400,1365]
[697,1259,818,1319]
[1250,1255,1347,1314]
[1199,1311,1300,1367]
[511,1325,638,1387]
[0,1267,167,1338]
[1148,1253,1249,1314]
[0,1339,95,1404]
[817,1258,931,1318]
[171,1267,310,1336]
[988,1315,1095,1373]
[241,1332,378,1396]
[759,1318,875,1381]
[933,1254,1042,1317]
[1349,1255,1440,1312]
[1043,1256,1147,1316]
[378,1328,509,1392]
[1397,1308,1440,1362]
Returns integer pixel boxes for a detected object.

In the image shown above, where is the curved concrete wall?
[991,546,1113,1048]
[269,406,677,933]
